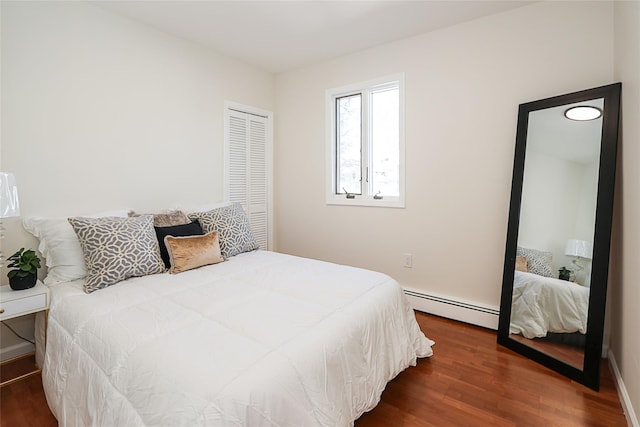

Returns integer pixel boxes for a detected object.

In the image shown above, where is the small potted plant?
[7,248,41,290]
[558,266,572,281]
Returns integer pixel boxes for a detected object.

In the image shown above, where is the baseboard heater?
[403,289,500,330]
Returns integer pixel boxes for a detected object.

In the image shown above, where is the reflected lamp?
[564,239,592,272]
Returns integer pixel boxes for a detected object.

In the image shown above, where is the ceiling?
[528,98,604,165]
[93,1,534,74]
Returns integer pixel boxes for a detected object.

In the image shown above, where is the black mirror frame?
[497,82,622,391]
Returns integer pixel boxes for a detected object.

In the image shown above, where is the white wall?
[0,1,274,358]
[1,1,274,219]
[612,0,640,423]
[518,150,597,283]
[274,1,614,309]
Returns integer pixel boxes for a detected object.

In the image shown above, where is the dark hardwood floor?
[0,356,55,427]
[0,312,627,427]
[357,312,626,427]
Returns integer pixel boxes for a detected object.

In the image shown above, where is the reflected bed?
[510,270,589,339]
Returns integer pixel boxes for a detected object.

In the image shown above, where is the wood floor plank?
[356,312,627,427]
[0,312,628,426]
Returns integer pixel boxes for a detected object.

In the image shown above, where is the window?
[326,74,405,207]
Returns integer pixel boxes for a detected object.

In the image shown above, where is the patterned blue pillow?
[188,203,259,258]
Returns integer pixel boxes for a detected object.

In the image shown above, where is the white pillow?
[23,210,129,286]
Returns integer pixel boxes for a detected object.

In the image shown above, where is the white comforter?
[42,251,433,427]
[510,270,590,339]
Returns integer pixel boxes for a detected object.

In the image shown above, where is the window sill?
[326,196,405,208]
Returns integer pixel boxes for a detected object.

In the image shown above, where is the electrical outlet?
[403,253,413,268]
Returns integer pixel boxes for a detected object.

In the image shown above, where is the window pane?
[370,87,399,197]
[336,94,361,194]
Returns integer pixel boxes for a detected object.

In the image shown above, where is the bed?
[26,206,433,427]
[510,270,590,339]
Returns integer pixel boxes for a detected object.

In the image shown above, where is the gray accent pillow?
[188,203,259,258]
[68,215,165,293]
[128,210,190,227]
[516,246,554,278]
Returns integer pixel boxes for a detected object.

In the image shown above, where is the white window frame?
[325,73,405,208]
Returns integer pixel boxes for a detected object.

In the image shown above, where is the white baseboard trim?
[0,341,34,363]
[403,288,500,330]
[608,349,639,427]
[602,342,610,359]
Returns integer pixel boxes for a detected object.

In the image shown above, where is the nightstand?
[0,281,49,387]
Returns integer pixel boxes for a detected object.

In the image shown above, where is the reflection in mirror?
[510,98,603,370]
[498,83,621,391]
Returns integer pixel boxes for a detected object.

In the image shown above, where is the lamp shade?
[0,172,20,218]
[565,239,592,259]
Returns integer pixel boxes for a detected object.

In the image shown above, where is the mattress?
[510,270,589,339]
[42,250,433,426]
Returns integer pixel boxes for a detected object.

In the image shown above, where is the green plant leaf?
[6,247,40,279]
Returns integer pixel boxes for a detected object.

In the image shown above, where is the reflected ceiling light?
[564,105,602,121]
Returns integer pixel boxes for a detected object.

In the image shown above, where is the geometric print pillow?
[68,215,165,293]
[516,246,554,278]
[188,203,259,258]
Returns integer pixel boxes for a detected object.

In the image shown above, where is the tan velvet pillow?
[515,256,528,272]
[129,210,189,227]
[164,231,225,274]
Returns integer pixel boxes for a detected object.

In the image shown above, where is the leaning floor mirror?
[498,83,622,390]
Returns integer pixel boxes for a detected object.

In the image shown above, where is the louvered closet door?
[226,108,269,250]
